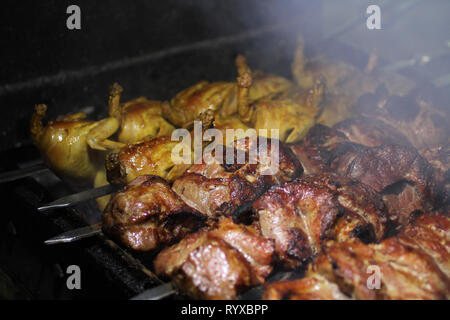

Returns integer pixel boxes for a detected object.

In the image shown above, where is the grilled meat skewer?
[252,174,388,269]
[102,175,205,251]
[172,137,302,221]
[264,212,450,300]
[290,125,441,227]
[154,217,275,300]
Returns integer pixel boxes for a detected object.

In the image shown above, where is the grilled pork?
[252,174,388,269]
[154,218,275,299]
[265,213,450,300]
[102,175,204,251]
[172,137,302,221]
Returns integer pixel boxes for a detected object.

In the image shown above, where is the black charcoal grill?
[0,0,449,299]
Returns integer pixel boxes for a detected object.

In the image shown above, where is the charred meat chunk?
[102,175,204,251]
[289,124,348,175]
[331,143,438,226]
[398,212,450,278]
[252,174,388,269]
[172,137,302,220]
[154,218,275,299]
[312,236,450,299]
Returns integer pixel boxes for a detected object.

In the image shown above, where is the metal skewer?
[130,283,176,300]
[0,163,49,184]
[37,184,120,212]
[44,223,102,245]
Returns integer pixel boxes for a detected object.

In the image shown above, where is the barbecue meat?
[398,212,450,278]
[421,145,450,210]
[102,175,204,251]
[172,137,302,220]
[175,238,253,300]
[154,218,275,299]
[262,274,348,300]
[108,83,174,144]
[356,87,449,152]
[30,104,123,184]
[264,213,450,300]
[162,81,234,128]
[334,116,413,148]
[289,124,348,174]
[106,136,190,184]
[219,70,293,119]
[290,124,440,226]
[252,174,388,269]
[233,55,324,143]
[331,143,437,226]
[311,237,450,299]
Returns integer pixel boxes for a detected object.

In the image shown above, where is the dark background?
[2,1,449,152]
[0,0,322,151]
[0,0,449,300]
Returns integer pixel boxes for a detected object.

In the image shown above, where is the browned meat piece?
[289,124,348,174]
[172,137,302,220]
[421,145,450,211]
[311,238,450,300]
[154,218,275,299]
[106,136,185,185]
[262,274,349,300]
[102,175,204,251]
[334,117,413,148]
[291,124,440,226]
[172,172,256,219]
[356,87,449,152]
[398,213,450,278]
[331,143,438,227]
[252,174,388,269]
[174,238,252,299]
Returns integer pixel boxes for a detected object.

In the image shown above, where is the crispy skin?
[117,99,174,143]
[331,176,388,241]
[172,137,302,219]
[291,125,439,226]
[173,173,255,219]
[154,218,275,299]
[106,136,183,184]
[265,213,450,300]
[219,72,293,118]
[173,239,253,300]
[398,213,450,278]
[246,77,325,143]
[253,178,341,268]
[208,218,275,283]
[252,174,388,269]
[312,238,450,300]
[331,143,437,226]
[163,81,234,128]
[102,175,203,251]
[30,105,116,184]
[263,275,348,300]
[289,124,348,174]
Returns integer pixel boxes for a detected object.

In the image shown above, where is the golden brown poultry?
[105,110,215,185]
[162,56,293,130]
[108,83,175,143]
[162,80,235,128]
[30,104,124,184]
[234,55,325,143]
